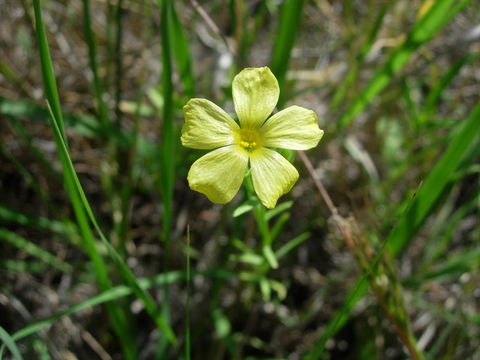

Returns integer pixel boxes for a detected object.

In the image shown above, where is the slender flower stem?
[298,150,424,360]
[244,174,278,269]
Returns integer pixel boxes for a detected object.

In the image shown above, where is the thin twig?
[298,151,356,252]
[190,0,236,55]
[298,151,337,216]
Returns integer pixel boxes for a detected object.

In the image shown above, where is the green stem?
[244,174,278,269]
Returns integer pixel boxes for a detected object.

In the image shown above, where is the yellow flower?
[181,67,324,208]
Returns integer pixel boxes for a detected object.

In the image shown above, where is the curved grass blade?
[419,53,477,124]
[0,326,23,360]
[31,2,136,358]
[1,260,47,273]
[0,97,101,137]
[7,115,59,182]
[407,247,480,286]
[0,205,76,240]
[46,102,177,344]
[339,0,472,128]
[331,4,388,109]
[0,228,72,273]
[387,102,480,255]
[0,97,157,163]
[1,270,231,350]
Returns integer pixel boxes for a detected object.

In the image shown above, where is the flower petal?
[187,145,248,204]
[250,148,299,208]
[232,67,279,129]
[261,105,324,150]
[182,98,239,150]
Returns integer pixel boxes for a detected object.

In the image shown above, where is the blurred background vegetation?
[0,0,479,359]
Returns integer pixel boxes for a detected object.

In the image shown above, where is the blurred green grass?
[0,0,479,359]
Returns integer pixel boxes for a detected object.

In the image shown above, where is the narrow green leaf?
[419,53,477,123]
[0,228,72,272]
[3,270,230,347]
[0,326,23,360]
[170,1,195,98]
[0,205,76,239]
[32,0,65,137]
[270,0,305,105]
[0,97,156,162]
[185,227,191,360]
[262,245,278,269]
[265,201,293,221]
[408,247,480,285]
[82,0,110,129]
[159,0,175,244]
[275,232,310,260]
[233,202,254,217]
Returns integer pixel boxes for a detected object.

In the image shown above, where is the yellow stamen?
[239,129,260,151]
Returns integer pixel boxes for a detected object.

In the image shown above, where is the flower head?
[181,67,324,208]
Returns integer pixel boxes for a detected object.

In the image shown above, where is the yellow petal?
[187,145,248,204]
[182,98,239,150]
[261,105,324,150]
[232,67,279,129]
[250,148,299,208]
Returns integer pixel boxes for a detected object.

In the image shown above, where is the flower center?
[239,128,261,152]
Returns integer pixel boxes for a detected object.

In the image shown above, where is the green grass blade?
[422,188,479,267]
[3,269,230,348]
[0,205,76,240]
[339,0,472,128]
[0,228,72,272]
[407,247,480,286]
[331,4,388,109]
[275,232,310,260]
[32,1,137,357]
[0,97,101,137]
[82,0,110,129]
[270,0,305,105]
[302,277,369,360]
[113,0,124,128]
[419,53,477,123]
[7,115,59,181]
[0,142,55,212]
[387,102,480,255]
[0,97,158,162]
[45,102,177,344]
[170,1,195,98]
[0,326,23,360]
[156,0,177,355]
[32,0,65,137]
[159,0,175,245]
[1,260,47,273]
[0,59,32,97]
[185,227,191,360]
